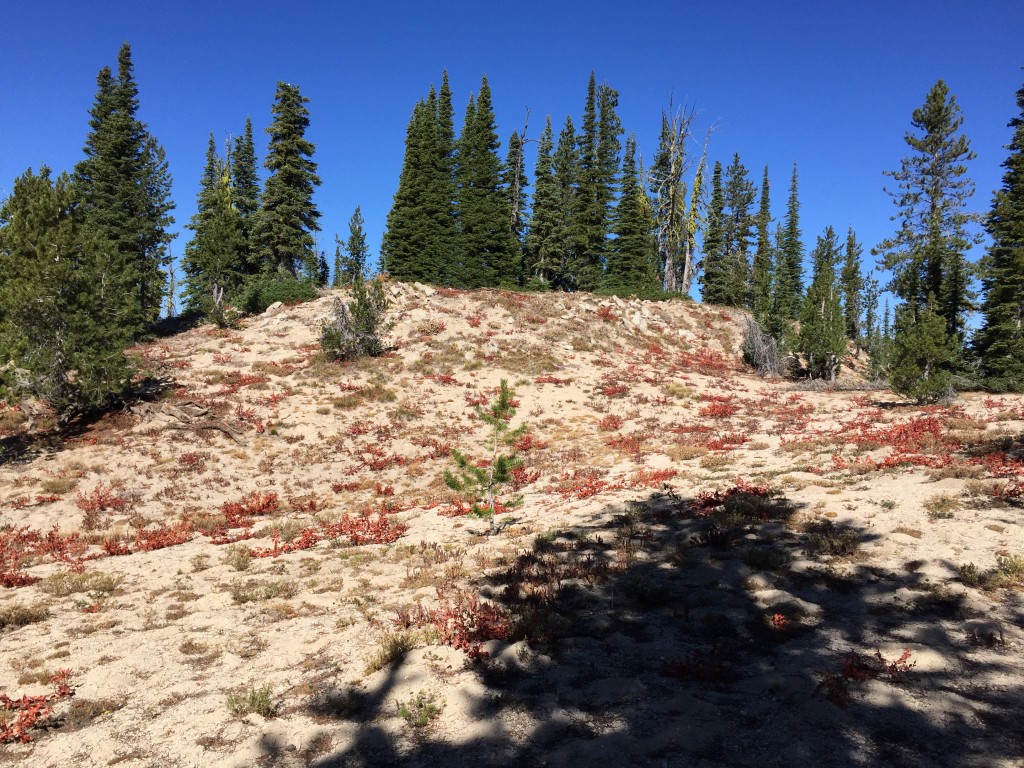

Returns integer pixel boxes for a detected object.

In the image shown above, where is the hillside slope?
[1,283,1022,768]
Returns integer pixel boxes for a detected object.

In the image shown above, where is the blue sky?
[2,1,1022,298]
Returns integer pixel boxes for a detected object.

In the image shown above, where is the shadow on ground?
[255,483,1022,768]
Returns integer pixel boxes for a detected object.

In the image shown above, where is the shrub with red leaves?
[0,669,75,743]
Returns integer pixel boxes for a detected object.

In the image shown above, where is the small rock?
[263,301,284,317]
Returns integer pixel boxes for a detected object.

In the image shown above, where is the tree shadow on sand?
[258,482,1023,768]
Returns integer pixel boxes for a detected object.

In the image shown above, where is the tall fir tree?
[798,226,846,381]
[258,82,321,277]
[648,106,705,294]
[74,42,175,338]
[874,79,980,365]
[606,136,659,294]
[455,76,517,288]
[774,163,803,319]
[232,116,262,274]
[575,74,622,291]
[502,130,529,280]
[0,168,132,418]
[333,206,369,287]
[974,76,1024,391]
[750,166,774,322]
[525,117,558,286]
[548,116,584,290]
[699,161,728,304]
[840,227,864,343]
[181,134,245,315]
[721,153,755,307]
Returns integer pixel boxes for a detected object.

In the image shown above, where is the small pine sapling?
[444,379,527,532]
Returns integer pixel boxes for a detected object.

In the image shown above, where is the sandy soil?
[1,282,1022,768]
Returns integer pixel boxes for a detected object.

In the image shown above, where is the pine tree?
[525,117,557,286]
[575,74,622,291]
[720,153,755,307]
[874,79,981,361]
[455,76,517,288]
[889,297,953,403]
[381,79,457,285]
[232,116,262,274]
[773,163,804,320]
[798,226,846,381]
[750,166,774,322]
[606,136,659,294]
[333,206,369,287]
[0,168,131,418]
[974,76,1024,391]
[502,130,529,280]
[840,227,864,343]
[649,106,704,294]
[74,43,175,338]
[699,161,728,304]
[181,134,245,316]
[258,82,321,277]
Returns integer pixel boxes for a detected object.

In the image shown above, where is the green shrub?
[320,277,392,361]
[236,273,318,315]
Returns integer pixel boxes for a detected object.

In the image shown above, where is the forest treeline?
[1,43,1023,421]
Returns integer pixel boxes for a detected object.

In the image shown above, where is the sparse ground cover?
[0,284,1022,767]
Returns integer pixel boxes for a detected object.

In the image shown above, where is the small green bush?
[320,277,392,361]
[227,684,277,717]
[236,273,318,315]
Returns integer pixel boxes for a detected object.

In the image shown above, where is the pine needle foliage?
[444,380,527,531]
[320,277,392,361]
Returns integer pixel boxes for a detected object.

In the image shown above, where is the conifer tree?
[333,206,369,287]
[606,136,659,294]
[798,226,846,381]
[700,161,728,304]
[840,227,864,343]
[525,117,557,286]
[874,79,980,361]
[546,116,584,290]
[575,74,622,290]
[889,297,953,402]
[649,106,705,294]
[0,168,131,418]
[258,82,321,277]
[502,130,529,279]
[720,153,755,307]
[232,116,262,274]
[750,166,774,322]
[74,43,175,338]
[974,77,1024,391]
[773,163,804,320]
[181,134,245,316]
[455,76,517,288]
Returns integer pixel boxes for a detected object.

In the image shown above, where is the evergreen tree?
[525,117,557,286]
[798,226,846,381]
[750,166,774,322]
[455,76,517,288]
[721,153,755,307]
[181,134,245,315]
[258,81,321,277]
[0,168,131,418]
[974,76,1024,391]
[575,74,622,290]
[699,161,728,304]
[232,116,262,274]
[74,42,175,338]
[333,206,369,287]
[547,116,584,290]
[502,130,529,279]
[889,297,953,402]
[874,79,980,360]
[649,106,705,294]
[773,163,804,320]
[840,227,864,343]
[606,136,659,294]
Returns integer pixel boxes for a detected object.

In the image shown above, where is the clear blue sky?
[2,1,1022,297]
